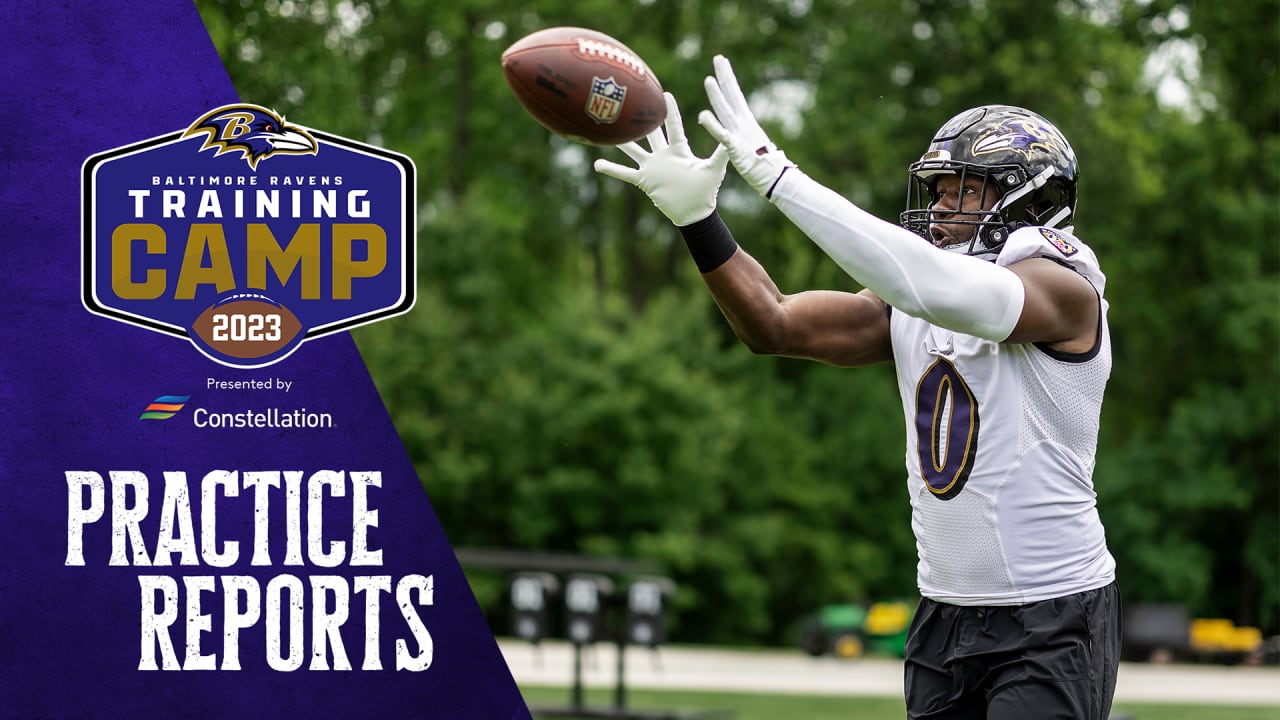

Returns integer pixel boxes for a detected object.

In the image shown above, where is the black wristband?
[677,212,739,273]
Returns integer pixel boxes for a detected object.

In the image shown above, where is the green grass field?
[519,684,1280,720]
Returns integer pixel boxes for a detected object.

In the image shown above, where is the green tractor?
[798,599,915,660]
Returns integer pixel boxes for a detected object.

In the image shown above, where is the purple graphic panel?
[0,3,528,718]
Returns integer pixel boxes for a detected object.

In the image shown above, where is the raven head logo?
[971,118,1072,163]
[182,104,318,169]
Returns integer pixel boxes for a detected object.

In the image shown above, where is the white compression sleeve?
[769,169,1025,342]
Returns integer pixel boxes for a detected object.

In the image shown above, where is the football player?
[595,56,1121,720]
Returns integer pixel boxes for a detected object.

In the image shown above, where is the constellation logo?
[191,406,334,429]
[139,395,190,420]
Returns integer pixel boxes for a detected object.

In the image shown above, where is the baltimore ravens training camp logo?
[81,103,416,368]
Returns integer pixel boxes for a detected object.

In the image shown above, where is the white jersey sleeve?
[768,169,1025,341]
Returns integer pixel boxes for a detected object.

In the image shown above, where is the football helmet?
[900,105,1078,256]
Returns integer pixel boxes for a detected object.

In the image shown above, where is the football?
[501,26,665,146]
[190,294,304,361]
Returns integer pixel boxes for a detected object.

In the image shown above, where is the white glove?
[698,55,794,199]
[594,92,730,227]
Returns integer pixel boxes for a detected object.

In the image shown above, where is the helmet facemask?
[903,163,1072,256]
[902,162,1012,256]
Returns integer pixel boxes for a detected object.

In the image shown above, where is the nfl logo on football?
[81,104,416,369]
[586,76,626,124]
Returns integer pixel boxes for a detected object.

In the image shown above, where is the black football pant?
[904,582,1121,720]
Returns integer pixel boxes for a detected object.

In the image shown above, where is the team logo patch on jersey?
[82,103,416,368]
[1039,227,1078,257]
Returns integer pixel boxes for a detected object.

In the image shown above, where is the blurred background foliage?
[197,0,1278,644]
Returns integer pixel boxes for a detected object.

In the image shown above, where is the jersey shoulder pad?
[997,226,1106,296]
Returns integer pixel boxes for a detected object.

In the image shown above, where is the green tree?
[199,0,1279,642]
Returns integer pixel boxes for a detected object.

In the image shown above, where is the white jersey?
[888,226,1116,605]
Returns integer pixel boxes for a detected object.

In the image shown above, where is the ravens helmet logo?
[971,118,1073,163]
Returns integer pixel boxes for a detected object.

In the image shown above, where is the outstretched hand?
[594,92,729,227]
[698,55,794,199]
